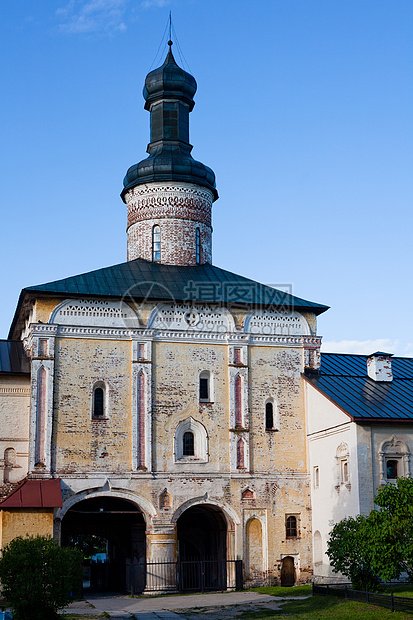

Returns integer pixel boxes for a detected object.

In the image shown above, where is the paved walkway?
[63,591,280,618]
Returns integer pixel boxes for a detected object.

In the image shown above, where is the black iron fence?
[313,583,413,613]
[126,558,243,594]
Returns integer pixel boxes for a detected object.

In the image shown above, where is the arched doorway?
[280,556,296,587]
[61,496,146,593]
[177,504,227,591]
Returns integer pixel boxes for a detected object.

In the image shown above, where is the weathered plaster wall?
[52,338,133,473]
[0,375,30,485]
[0,509,54,548]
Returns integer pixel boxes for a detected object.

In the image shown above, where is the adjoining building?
[305,351,413,582]
[0,43,328,592]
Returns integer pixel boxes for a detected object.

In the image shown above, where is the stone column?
[145,522,178,593]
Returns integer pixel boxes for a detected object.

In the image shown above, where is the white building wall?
[305,381,360,582]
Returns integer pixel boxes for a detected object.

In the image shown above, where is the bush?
[0,535,83,620]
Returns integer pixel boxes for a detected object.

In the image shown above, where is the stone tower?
[122,42,218,266]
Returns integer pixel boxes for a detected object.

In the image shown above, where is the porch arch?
[172,496,240,529]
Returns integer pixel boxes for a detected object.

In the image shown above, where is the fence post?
[366,589,369,603]
[391,592,394,613]
[345,585,348,599]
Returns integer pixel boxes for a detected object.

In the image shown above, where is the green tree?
[326,514,380,590]
[370,477,413,581]
[0,535,83,620]
[327,477,413,588]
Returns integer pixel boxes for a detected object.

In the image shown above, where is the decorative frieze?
[125,182,213,265]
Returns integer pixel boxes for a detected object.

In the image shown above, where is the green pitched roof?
[23,258,328,314]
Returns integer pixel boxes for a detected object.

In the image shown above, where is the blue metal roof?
[0,341,30,375]
[306,353,413,422]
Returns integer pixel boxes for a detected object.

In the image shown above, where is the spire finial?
[168,11,172,47]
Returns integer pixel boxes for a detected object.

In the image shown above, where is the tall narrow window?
[152,225,161,262]
[314,466,320,489]
[199,371,211,402]
[265,402,274,430]
[94,388,104,417]
[286,515,298,538]
[183,431,195,456]
[234,374,242,427]
[195,228,201,264]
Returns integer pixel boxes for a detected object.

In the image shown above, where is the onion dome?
[121,43,218,202]
[143,45,197,112]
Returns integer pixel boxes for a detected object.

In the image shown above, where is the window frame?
[183,431,195,456]
[286,515,299,539]
[174,417,209,463]
[92,382,107,419]
[199,370,213,403]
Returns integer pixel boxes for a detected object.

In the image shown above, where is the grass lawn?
[238,596,413,619]
[382,585,413,598]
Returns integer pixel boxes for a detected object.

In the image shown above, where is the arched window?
[183,431,195,456]
[379,436,410,484]
[199,370,212,402]
[92,383,106,419]
[152,225,161,262]
[195,228,200,264]
[174,418,209,463]
[286,515,298,538]
[265,402,274,430]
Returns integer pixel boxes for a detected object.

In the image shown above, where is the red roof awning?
[0,478,62,508]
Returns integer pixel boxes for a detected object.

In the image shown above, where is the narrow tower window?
[195,228,201,264]
[152,225,161,262]
[183,431,195,456]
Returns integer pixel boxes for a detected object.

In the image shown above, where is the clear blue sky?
[1,0,412,355]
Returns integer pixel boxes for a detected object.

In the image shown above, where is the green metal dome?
[121,44,217,202]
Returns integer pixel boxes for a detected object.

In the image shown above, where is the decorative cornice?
[27,323,322,347]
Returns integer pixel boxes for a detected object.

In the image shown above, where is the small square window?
[386,459,399,479]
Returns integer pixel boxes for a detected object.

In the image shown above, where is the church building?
[0,43,330,591]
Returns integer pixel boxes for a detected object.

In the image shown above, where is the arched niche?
[244,309,310,336]
[246,518,264,577]
[174,417,209,463]
[49,298,140,328]
[148,303,235,334]
[314,530,323,564]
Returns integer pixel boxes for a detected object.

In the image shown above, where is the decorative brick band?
[125,182,214,266]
